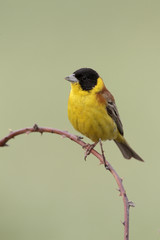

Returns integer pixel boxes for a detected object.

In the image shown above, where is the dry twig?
[0,124,133,240]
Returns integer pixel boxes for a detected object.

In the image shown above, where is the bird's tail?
[114,139,144,162]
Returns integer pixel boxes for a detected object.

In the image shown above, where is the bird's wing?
[107,99,124,136]
[99,87,124,136]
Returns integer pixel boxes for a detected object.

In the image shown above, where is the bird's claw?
[83,143,97,160]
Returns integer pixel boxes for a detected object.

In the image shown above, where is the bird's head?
[65,68,100,91]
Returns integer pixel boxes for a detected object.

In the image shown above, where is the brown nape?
[96,85,115,104]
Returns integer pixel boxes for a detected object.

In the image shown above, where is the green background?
[0,0,160,239]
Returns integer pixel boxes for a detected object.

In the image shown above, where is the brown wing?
[97,86,124,136]
[107,100,124,136]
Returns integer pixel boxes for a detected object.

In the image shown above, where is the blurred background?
[0,0,160,239]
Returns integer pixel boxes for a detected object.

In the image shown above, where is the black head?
[74,68,99,91]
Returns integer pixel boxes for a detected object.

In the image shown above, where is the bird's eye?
[82,76,87,81]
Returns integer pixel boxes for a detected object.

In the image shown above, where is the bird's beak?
[65,74,78,83]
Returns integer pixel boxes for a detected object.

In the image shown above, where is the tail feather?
[114,140,144,162]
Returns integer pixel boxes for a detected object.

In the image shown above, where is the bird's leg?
[83,142,98,160]
[99,139,110,170]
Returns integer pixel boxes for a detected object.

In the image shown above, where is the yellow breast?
[68,78,118,142]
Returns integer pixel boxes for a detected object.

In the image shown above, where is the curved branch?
[0,124,132,240]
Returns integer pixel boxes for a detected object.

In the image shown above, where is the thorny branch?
[0,124,134,240]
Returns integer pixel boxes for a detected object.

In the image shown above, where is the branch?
[0,124,132,240]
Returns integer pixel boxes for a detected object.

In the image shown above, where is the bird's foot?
[83,142,97,160]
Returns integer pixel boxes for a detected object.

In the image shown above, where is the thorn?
[128,201,135,207]
[33,124,39,131]
[33,124,44,134]
[61,135,67,138]
[99,162,104,165]
[9,128,13,133]
[121,220,125,226]
[3,143,9,147]
[116,188,122,196]
[104,164,110,170]
[76,135,83,140]
[116,188,123,196]
[123,191,127,197]
[26,131,31,135]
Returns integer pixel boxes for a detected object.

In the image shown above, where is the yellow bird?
[65,68,143,161]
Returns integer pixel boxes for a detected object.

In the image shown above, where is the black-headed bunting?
[65,68,143,161]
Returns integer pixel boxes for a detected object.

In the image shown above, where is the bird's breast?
[68,90,118,142]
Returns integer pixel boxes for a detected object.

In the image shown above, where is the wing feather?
[107,100,124,135]
[98,86,124,136]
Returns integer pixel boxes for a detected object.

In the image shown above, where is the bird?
[65,68,143,161]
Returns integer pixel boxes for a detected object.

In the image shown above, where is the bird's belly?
[68,97,118,142]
